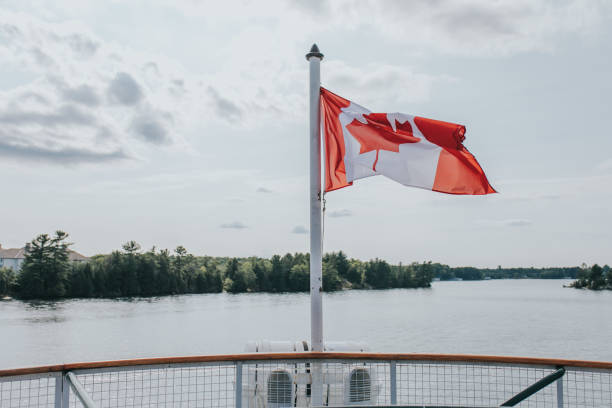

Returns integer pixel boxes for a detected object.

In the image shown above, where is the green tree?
[325,251,350,280]
[588,264,605,289]
[18,231,72,299]
[157,249,172,294]
[138,249,158,296]
[203,263,223,292]
[414,262,434,287]
[269,255,286,292]
[364,258,392,289]
[0,267,16,296]
[346,260,365,286]
[323,262,342,291]
[226,258,239,282]
[68,262,94,298]
[121,241,141,296]
[173,246,192,293]
[288,263,309,291]
[253,260,269,291]
[122,241,141,254]
[227,262,255,293]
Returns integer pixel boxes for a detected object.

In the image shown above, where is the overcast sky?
[1,0,611,267]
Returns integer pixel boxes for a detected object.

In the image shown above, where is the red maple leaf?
[346,113,420,171]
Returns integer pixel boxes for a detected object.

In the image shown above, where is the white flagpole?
[306,43,324,351]
[306,43,324,407]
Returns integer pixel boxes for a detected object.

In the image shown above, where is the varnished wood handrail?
[1,352,611,378]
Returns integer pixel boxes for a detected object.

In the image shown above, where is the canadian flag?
[321,87,496,195]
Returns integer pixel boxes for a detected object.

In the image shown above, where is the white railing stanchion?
[556,375,564,408]
[61,372,70,408]
[390,361,397,405]
[235,361,243,408]
[66,371,97,408]
[54,374,62,408]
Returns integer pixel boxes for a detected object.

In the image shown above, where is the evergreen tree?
[322,262,342,291]
[364,258,392,289]
[269,255,286,292]
[157,249,172,294]
[18,231,72,299]
[253,260,269,291]
[226,258,239,282]
[0,267,16,296]
[288,263,309,291]
[588,264,605,289]
[346,260,365,286]
[138,250,158,296]
[121,241,141,296]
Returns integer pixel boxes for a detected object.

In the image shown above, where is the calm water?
[1,279,611,369]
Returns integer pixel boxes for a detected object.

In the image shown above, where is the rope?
[321,192,326,253]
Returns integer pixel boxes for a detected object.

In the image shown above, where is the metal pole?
[66,371,97,408]
[54,374,62,408]
[61,372,70,408]
[556,375,564,408]
[235,361,243,408]
[390,361,397,405]
[501,367,565,406]
[306,43,324,352]
[306,43,324,407]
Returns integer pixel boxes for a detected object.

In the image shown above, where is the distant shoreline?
[2,232,608,300]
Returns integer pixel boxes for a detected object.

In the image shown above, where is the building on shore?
[0,244,89,272]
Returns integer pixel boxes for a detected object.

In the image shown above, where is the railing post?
[556,374,564,408]
[390,361,397,405]
[235,361,243,408]
[54,374,62,408]
[61,372,70,408]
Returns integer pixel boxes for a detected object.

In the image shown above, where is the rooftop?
[0,245,88,261]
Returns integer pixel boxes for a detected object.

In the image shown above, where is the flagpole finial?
[306,43,324,60]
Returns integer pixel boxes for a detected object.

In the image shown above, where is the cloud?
[0,134,129,164]
[324,60,448,107]
[60,84,100,107]
[504,219,533,227]
[478,219,533,228]
[291,225,308,234]
[107,72,143,106]
[257,187,273,193]
[207,86,243,122]
[0,103,94,127]
[220,221,248,229]
[130,113,171,145]
[597,158,612,172]
[289,0,329,15]
[0,10,190,165]
[287,0,609,56]
[327,209,352,218]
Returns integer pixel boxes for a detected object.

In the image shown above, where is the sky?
[0,0,611,268]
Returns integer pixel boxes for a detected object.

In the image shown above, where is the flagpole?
[306,43,324,406]
[306,43,324,352]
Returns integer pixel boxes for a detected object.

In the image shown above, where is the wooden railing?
[2,352,612,377]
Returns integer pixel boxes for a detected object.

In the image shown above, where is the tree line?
[1,231,608,299]
[0,231,434,300]
[569,264,612,290]
[427,263,583,281]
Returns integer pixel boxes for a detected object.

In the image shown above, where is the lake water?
[1,279,611,370]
